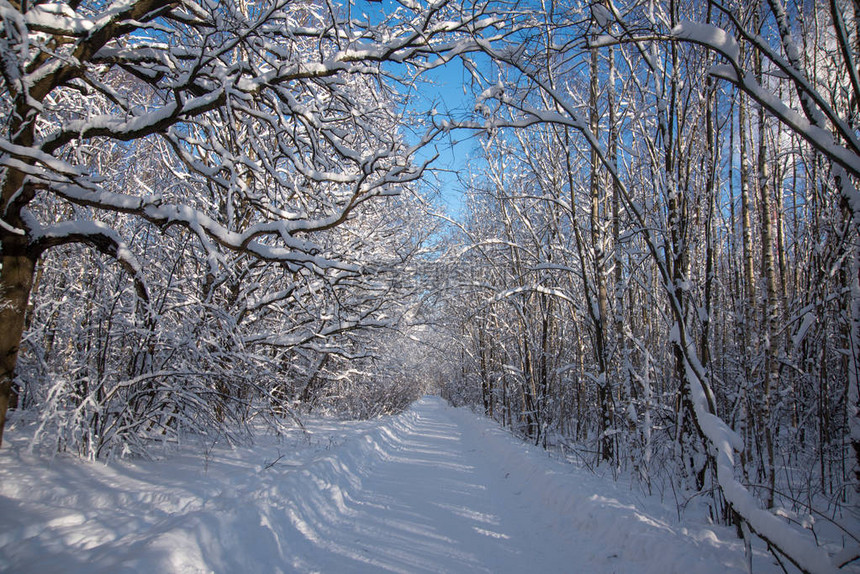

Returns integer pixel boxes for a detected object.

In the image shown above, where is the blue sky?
[409,60,483,217]
[348,0,484,217]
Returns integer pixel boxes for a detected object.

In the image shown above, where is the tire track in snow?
[286,397,559,573]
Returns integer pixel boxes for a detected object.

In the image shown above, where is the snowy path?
[0,396,766,573]
[284,397,576,573]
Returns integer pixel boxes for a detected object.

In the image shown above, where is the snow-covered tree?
[0,0,500,447]
[435,0,858,570]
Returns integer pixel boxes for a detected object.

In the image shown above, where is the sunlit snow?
[0,397,780,573]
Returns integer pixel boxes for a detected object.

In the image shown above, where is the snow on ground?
[0,396,793,573]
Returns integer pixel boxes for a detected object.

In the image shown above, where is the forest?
[0,0,858,572]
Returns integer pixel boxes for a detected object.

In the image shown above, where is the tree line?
[433,1,859,570]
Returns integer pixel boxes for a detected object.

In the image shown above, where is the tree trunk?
[756,26,779,506]
[589,45,614,463]
[736,62,758,479]
[0,85,39,447]
[0,239,37,447]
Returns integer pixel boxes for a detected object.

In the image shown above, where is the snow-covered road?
[0,396,770,573]
[283,396,577,573]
